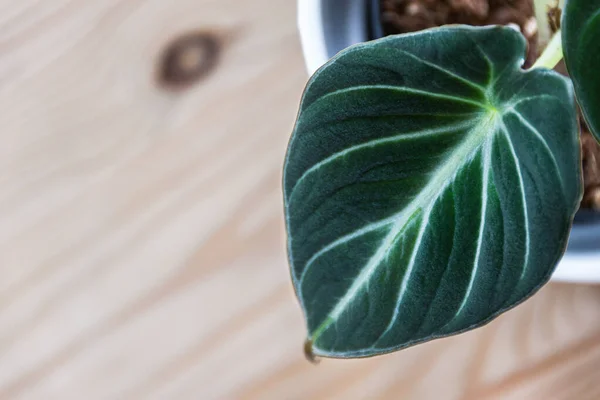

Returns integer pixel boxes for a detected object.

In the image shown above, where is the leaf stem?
[530,30,563,70]
[304,339,319,364]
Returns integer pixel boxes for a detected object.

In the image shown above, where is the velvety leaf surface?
[284,26,581,358]
[563,0,600,141]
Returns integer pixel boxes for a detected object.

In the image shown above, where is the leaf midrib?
[308,111,501,349]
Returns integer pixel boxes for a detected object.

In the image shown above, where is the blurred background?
[2,1,600,399]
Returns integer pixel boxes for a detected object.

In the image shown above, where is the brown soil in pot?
[554,62,600,210]
[381,0,538,66]
[581,130,600,209]
[380,0,600,210]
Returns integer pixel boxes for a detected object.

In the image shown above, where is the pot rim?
[297,0,329,74]
[297,0,600,283]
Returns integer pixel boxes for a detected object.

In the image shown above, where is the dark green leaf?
[284,26,581,358]
[563,0,600,141]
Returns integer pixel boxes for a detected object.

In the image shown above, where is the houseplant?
[298,0,600,284]
[284,0,600,359]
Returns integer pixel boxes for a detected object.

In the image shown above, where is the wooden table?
[1,1,600,399]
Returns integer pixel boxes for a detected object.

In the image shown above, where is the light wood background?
[1,1,600,399]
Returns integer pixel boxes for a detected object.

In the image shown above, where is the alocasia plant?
[284,0,600,359]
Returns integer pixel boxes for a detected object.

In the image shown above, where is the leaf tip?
[304,339,320,364]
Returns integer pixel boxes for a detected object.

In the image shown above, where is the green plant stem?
[530,30,563,70]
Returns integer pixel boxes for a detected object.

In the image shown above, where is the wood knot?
[158,31,220,89]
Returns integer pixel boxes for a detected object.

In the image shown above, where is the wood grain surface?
[1,1,600,399]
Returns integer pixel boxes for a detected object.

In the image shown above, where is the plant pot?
[297,0,600,283]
